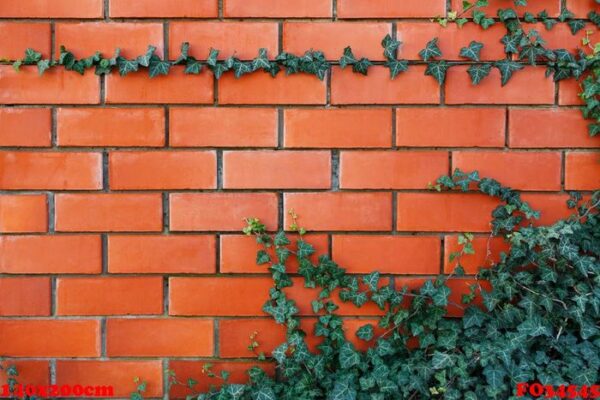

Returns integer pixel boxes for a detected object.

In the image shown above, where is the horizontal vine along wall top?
[0,0,599,399]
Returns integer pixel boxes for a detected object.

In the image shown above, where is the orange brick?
[509,108,598,148]
[169,22,278,60]
[0,66,99,104]
[284,192,392,231]
[0,277,51,316]
[332,235,441,274]
[105,67,213,104]
[566,0,599,17]
[0,194,47,233]
[106,318,213,357]
[0,235,101,274]
[338,0,446,18]
[55,194,163,232]
[55,22,163,59]
[558,79,583,106]
[0,108,51,147]
[396,107,505,147]
[224,150,330,189]
[0,320,99,357]
[0,0,103,18]
[57,108,165,147]
[170,193,278,231]
[57,277,163,316]
[56,360,163,398]
[522,193,575,226]
[340,150,449,189]
[170,107,277,148]
[450,0,560,16]
[110,0,217,17]
[109,150,216,189]
[445,67,554,105]
[219,318,285,358]
[444,235,509,274]
[108,235,216,273]
[397,193,499,232]
[225,0,331,17]
[452,151,562,191]
[283,22,391,60]
[331,66,440,104]
[565,152,600,190]
[284,108,392,148]
[219,72,326,105]
[0,151,101,190]
[0,361,49,387]
[0,23,51,60]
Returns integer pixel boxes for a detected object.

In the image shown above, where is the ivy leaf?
[206,48,219,67]
[425,61,449,85]
[296,241,315,258]
[184,58,202,74]
[432,285,451,307]
[459,41,484,61]
[385,59,408,79]
[148,55,170,78]
[419,38,442,61]
[256,250,271,265]
[381,34,400,60]
[274,231,290,246]
[117,58,139,76]
[362,272,380,292]
[352,58,372,75]
[356,324,374,341]
[431,351,455,369]
[254,387,276,400]
[494,59,524,86]
[467,63,492,85]
[501,33,522,54]
[174,42,190,65]
[233,60,253,78]
[137,45,156,67]
[252,48,271,71]
[330,381,357,400]
[338,343,360,369]
[272,343,288,363]
[483,364,506,389]
[23,48,42,64]
[36,59,50,75]
[339,46,357,69]
[567,19,586,34]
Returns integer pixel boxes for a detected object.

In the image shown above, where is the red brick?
[567,0,599,17]
[57,108,165,147]
[0,23,51,60]
[397,193,499,232]
[0,151,101,190]
[224,150,330,189]
[0,277,51,316]
[219,318,285,358]
[452,151,562,191]
[450,0,560,16]
[0,66,99,104]
[445,67,554,105]
[396,107,505,147]
[57,277,163,316]
[169,22,278,60]
[110,0,217,18]
[0,361,49,387]
[559,79,583,106]
[340,150,449,189]
[331,66,440,104]
[0,108,51,147]
[284,192,392,231]
[106,67,213,104]
[55,23,163,59]
[338,0,446,18]
[220,233,329,273]
[444,235,509,274]
[55,194,163,232]
[219,72,326,105]
[56,360,163,398]
[0,194,47,233]
[509,108,598,148]
[0,320,99,357]
[0,235,101,274]
[332,235,440,274]
[283,22,391,60]
[565,152,600,190]
[106,318,213,357]
[170,193,278,231]
[225,0,331,17]
[284,108,392,148]
[109,235,216,274]
[110,151,216,189]
[0,0,103,18]
[170,107,277,148]
[522,193,575,226]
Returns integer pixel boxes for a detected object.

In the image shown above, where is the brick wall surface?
[0,0,599,398]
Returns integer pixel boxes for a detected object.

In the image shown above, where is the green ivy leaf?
[385,59,408,79]
[459,41,484,61]
[356,324,374,341]
[567,19,586,34]
[148,55,170,78]
[23,48,42,64]
[256,250,271,265]
[137,45,156,67]
[36,59,50,75]
[431,351,455,369]
[425,61,449,85]
[419,38,442,61]
[339,46,357,68]
[339,343,360,369]
[494,59,524,86]
[381,34,400,60]
[174,42,190,64]
[362,272,380,292]
[117,58,139,76]
[352,58,372,75]
[184,58,202,74]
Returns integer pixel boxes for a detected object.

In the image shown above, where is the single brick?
[284,108,392,148]
[565,152,600,190]
[57,108,165,147]
[55,194,163,232]
[110,0,217,17]
[0,108,51,147]
[450,0,560,16]
[57,277,163,316]
[284,192,392,231]
[338,0,446,18]
[558,79,583,106]
[0,320,99,357]
[106,318,213,357]
[0,23,51,60]
[332,235,441,274]
[0,151,102,190]
[0,235,102,274]
[170,107,277,148]
[340,150,449,189]
[0,0,103,18]
[109,151,216,189]
[0,277,51,316]
[223,150,330,189]
[0,194,47,233]
[224,0,331,17]
[170,193,278,231]
[396,107,505,147]
[444,235,509,274]
[331,66,440,104]
[108,235,216,274]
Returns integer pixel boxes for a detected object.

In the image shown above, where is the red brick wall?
[0,0,599,397]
